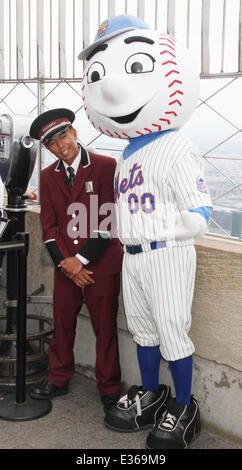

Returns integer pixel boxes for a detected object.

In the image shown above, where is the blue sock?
[137,344,161,393]
[169,355,193,405]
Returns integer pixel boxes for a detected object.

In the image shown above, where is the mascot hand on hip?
[79,14,212,450]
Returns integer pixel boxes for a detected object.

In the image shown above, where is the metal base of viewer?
[0,392,52,421]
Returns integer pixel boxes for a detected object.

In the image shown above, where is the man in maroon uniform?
[29,108,123,411]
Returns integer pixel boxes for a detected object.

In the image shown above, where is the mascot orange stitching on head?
[79,14,213,449]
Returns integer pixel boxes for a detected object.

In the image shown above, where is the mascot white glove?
[167,211,207,241]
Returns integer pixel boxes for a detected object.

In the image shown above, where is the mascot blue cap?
[78,14,150,60]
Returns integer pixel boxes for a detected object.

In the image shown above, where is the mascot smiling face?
[79,15,200,139]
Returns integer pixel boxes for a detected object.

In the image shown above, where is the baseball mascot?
[79,15,213,449]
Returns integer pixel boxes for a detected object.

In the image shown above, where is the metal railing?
[0,0,241,80]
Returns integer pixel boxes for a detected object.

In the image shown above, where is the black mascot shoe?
[30,380,69,400]
[104,384,171,433]
[146,395,201,449]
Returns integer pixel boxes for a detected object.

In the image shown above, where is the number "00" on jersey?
[128,193,155,214]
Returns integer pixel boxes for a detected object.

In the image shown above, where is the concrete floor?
[0,371,240,451]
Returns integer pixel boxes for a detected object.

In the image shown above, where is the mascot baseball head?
[79,14,199,139]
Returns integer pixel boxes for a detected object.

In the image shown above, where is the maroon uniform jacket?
[40,146,123,276]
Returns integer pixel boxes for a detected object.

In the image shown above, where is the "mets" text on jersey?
[114,163,144,202]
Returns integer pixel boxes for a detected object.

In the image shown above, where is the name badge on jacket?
[85,181,93,193]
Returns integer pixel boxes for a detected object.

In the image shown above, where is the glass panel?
[0,101,14,115]
[199,78,233,101]
[209,207,242,238]
[206,77,242,129]
[182,102,236,155]
[205,131,242,159]
[204,158,241,204]
[205,157,241,186]
[43,82,82,111]
[4,83,37,114]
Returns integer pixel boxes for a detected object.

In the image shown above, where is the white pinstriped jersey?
[114,131,212,246]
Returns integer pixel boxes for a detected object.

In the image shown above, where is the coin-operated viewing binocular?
[0,113,47,378]
[0,114,52,420]
[0,113,39,378]
[0,114,37,240]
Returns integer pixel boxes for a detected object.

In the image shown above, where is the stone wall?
[191,237,242,372]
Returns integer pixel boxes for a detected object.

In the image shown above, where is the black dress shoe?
[146,395,201,449]
[30,380,69,400]
[101,394,120,412]
[104,384,171,432]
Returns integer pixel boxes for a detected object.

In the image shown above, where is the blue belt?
[125,241,167,254]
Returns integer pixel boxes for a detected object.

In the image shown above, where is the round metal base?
[0,392,52,421]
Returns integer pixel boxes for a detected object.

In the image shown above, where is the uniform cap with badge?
[29,108,75,145]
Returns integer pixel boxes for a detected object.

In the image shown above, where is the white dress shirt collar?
[63,149,81,175]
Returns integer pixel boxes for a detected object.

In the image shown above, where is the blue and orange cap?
[78,14,151,60]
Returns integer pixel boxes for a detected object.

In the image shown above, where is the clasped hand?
[58,257,95,287]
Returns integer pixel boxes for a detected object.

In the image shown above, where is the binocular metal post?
[0,233,52,421]
[0,118,49,380]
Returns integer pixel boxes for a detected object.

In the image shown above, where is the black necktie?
[67,166,75,187]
